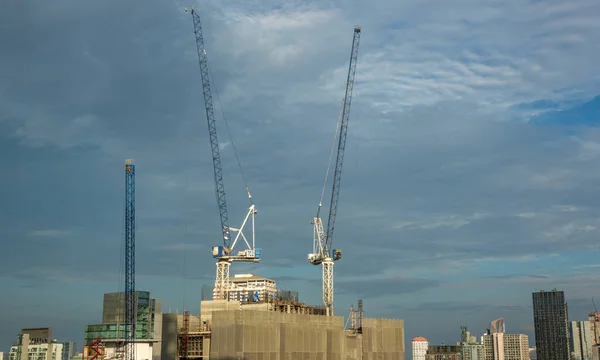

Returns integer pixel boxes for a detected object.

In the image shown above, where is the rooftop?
[230,274,274,282]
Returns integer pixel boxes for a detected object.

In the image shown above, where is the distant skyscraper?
[412,337,428,360]
[571,321,593,360]
[61,342,76,360]
[532,289,570,360]
[490,318,506,334]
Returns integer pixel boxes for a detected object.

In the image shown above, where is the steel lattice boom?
[325,26,361,254]
[189,9,231,251]
[124,159,136,360]
[308,26,361,316]
[186,7,261,301]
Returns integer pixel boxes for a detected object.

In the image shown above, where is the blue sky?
[2,0,600,356]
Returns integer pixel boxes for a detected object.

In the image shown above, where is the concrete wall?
[209,310,404,360]
[21,334,29,360]
[102,293,124,324]
[153,312,163,360]
[161,314,178,360]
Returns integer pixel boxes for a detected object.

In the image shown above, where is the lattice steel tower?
[124,159,136,360]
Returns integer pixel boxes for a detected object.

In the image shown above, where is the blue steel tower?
[124,159,136,360]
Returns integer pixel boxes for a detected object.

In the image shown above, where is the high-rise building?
[589,312,600,360]
[571,321,593,360]
[412,337,428,360]
[84,291,162,360]
[483,332,528,360]
[459,326,484,360]
[60,342,76,360]
[8,334,63,360]
[532,289,570,360]
[490,318,506,334]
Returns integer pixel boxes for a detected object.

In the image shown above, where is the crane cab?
[332,249,342,261]
[212,245,225,258]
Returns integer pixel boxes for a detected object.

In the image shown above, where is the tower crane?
[308,25,362,316]
[186,7,261,301]
[124,159,135,360]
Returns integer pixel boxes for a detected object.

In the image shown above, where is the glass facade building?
[84,291,157,345]
[532,289,570,360]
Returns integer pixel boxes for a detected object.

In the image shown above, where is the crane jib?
[309,25,362,316]
[188,8,262,301]
[191,9,231,250]
[324,26,361,251]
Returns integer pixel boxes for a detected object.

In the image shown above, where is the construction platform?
[161,299,405,360]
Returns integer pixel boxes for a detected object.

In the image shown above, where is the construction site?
[80,7,405,360]
[161,286,405,360]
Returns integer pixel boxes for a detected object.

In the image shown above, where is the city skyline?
[2,0,600,356]
[2,286,596,357]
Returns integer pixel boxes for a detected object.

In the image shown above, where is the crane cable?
[207,61,254,205]
[317,98,344,218]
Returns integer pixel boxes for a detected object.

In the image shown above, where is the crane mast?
[309,26,362,316]
[186,8,260,301]
[124,159,135,360]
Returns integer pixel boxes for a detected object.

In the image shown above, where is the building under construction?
[160,274,405,360]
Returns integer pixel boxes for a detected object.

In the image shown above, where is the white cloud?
[392,214,477,230]
[28,229,73,238]
[204,0,600,119]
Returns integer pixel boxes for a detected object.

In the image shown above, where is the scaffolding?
[178,311,190,360]
[177,319,211,360]
[83,339,105,360]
